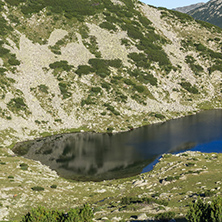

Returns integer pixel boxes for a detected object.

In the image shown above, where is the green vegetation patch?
[129,69,158,86]
[168,10,194,23]
[128,52,150,68]
[104,103,120,115]
[4,0,25,6]
[156,211,176,221]
[8,54,20,66]
[83,35,101,58]
[121,196,168,206]
[208,62,222,74]
[20,162,28,170]
[76,65,94,76]
[21,205,93,222]
[50,184,57,189]
[196,19,222,33]
[0,17,13,36]
[87,58,122,78]
[180,81,199,94]
[155,113,165,120]
[7,97,29,115]
[121,23,144,40]
[185,55,203,75]
[49,60,73,72]
[8,0,135,23]
[38,84,49,94]
[31,186,44,191]
[81,96,96,106]
[58,82,72,99]
[99,21,117,31]
[186,197,222,221]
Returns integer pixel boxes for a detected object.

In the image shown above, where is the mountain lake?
[13,109,222,181]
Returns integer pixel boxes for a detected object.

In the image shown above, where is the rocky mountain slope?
[188,0,222,28]
[0,0,221,146]
[174,2,205,13]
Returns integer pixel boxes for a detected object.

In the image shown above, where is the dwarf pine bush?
[20,204,93,222]
[186,196,222,222]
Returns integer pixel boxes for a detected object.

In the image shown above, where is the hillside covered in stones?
[0,0,221,146]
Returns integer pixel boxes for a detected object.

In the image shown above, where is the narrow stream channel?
[13,109,222,181]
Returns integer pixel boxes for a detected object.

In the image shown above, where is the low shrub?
[49,60,73,72]
[90,87,102,94]
[104,103,120,115]
[168,9,193,23]
[134,84,145,93]
[121,38,131,46]
[143,74,157,86]
[155,113,165,120]
[128,52,150,68]
[138,15,152,26]
[121,196,168,206]
[123,78,135,86]
[186,162,195,167]
[155,211,176,221]
[79,25,89,39]
[20,163,28,170]
[165,175,180,181]
[121,23,144,39]
[129,69,158,86]
[58,82,72,99]
[203,190,216,197]
[107,127,114,132]
[180,82,199,94]
[31,186,44,191]
[208,62,222,74]
[8,175,14,179]
[20,204,93,222]
[185,55,204,74]
[131,94,146,105]
[8,55,20,66]
[38,84,49,94]
[7,97,27,113]
[99,21,117,31]
[76,65,93,76]
[50,184,57,189]
[101,82,110,90]
[186,197,222,221]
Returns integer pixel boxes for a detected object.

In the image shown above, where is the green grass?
[2,145,222,221]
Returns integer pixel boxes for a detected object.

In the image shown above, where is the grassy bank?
[1,146,222,221]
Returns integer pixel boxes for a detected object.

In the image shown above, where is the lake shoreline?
[12,109,222,182]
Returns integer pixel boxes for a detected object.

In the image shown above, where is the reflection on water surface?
[13,110,222,181]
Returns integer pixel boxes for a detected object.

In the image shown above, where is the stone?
[137,213,147,220]
[111,216,122,221]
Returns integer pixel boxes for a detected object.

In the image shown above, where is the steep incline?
[0,0,221,145]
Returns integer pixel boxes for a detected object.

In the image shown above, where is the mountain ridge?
[188,0,222,28]
[173,2,205,13]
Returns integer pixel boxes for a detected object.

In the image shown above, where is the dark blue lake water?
[13,109,222,181]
